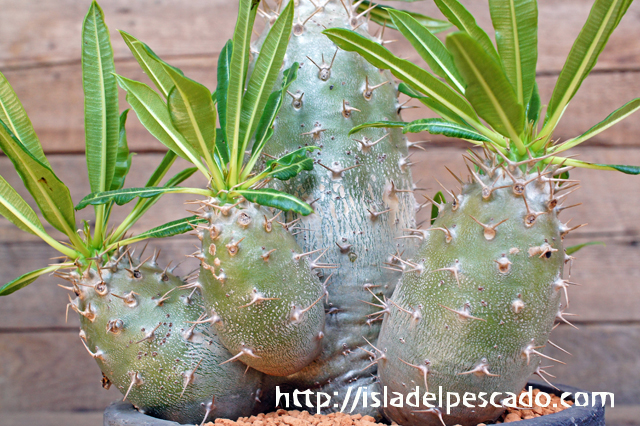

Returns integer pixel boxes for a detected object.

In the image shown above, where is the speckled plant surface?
[0,2,268,424]
[252,0,448,415]
[324,0,639,424]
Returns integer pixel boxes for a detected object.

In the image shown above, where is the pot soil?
[104,383,605,426]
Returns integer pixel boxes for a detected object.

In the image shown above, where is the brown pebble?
[504,413,522,423]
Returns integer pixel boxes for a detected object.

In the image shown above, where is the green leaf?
[164,167,198,187]
[248,63,300,167]
[216,40,233,143]
[403,118,492,142]
[447,32,525,142]
[264,147,318,181]
[355,1,451,33]
[128,216,208,242]
[76,186,190,209]
[543,0,633,136]
[389,9,465,92]
[0,72,49,167]
[0,121,77,237]
[145,151,177,187]
[526,81,542,125]
[234,188,314,216]
[164,68,217,170]
[349,121,406,136]
[215,130,230,166]
[434,0,501,62]
[323,28,482,134]
[554,98,640,152]
[398,83,467,124]
[238,0,294,171]
[0,174,46,236]
[489,0,538,107]
[110,109,133,192]
[431,191,446,224]
[565,241,605,255]
[82,1,119,195]
[548,156,640,175]
[115,75,208,174]
[227,0,260,180]
[120,31,175,97]
[0,265,61,296]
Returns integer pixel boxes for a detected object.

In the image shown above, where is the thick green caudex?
[324,0,638,424]
[251,0,443,417]
[0,3,262,424]
[83,0,328,381]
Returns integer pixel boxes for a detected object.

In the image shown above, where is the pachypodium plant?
[253,0,448,415]
[325,0,639,424]
[79,0,329,380]
[0,2,265,424]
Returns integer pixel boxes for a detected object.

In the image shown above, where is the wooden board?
[0,147,638,329]
[1,325,638,412]
[546,324,640,406]
[0,332,122,412]
[3,61,640,154]
[2,0,639,74]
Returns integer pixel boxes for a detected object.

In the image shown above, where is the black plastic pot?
[103,382,605,426]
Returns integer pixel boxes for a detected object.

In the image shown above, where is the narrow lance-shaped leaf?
[403,118,492,143]
[115,75,209,176]
[356,1,451,32]
[234,188,314,216]
[264,147,319,181]
[566,241,605,255]
[489,0,538,106]
[217,40,233,143]
[553,98,640,153]
[238,0,294,174]
[389,9,465,93]
[163,64,220,182]
[227,0,260,182]
[434,0,501,63]
[398,83,467,125]
[76,185,204,210]
[0,72,49,167]
[119,31,175,97]
[431,191,446,224]
[243,63,300,180]
[526,81,542,125]
[0,174,46,237]
[349,121,406,136]
[110,109,133,191]
[547,156,640,175]
[82,1,119,194]
[120,216,209,246]
[323,28,484,135]
[542,0,632,137]
[447,32,525,145]
[0,121,77,238]
[0,265,61,296]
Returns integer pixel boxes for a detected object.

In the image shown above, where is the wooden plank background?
[1,1,639,425]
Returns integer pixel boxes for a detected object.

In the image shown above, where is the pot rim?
[103,381,606,426]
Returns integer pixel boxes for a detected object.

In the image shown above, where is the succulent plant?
[324,0,639,424]
[0,2,268,424]
[81,0,329,382]
[251,0,448,415]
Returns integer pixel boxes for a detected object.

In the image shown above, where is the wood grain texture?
[0,0,638,419]
[0,147,637,330]
[1,326,637,413]
[2,61,640,154]
[0,332,122,412]
[546,324,640,406]
[1,1,639,73]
